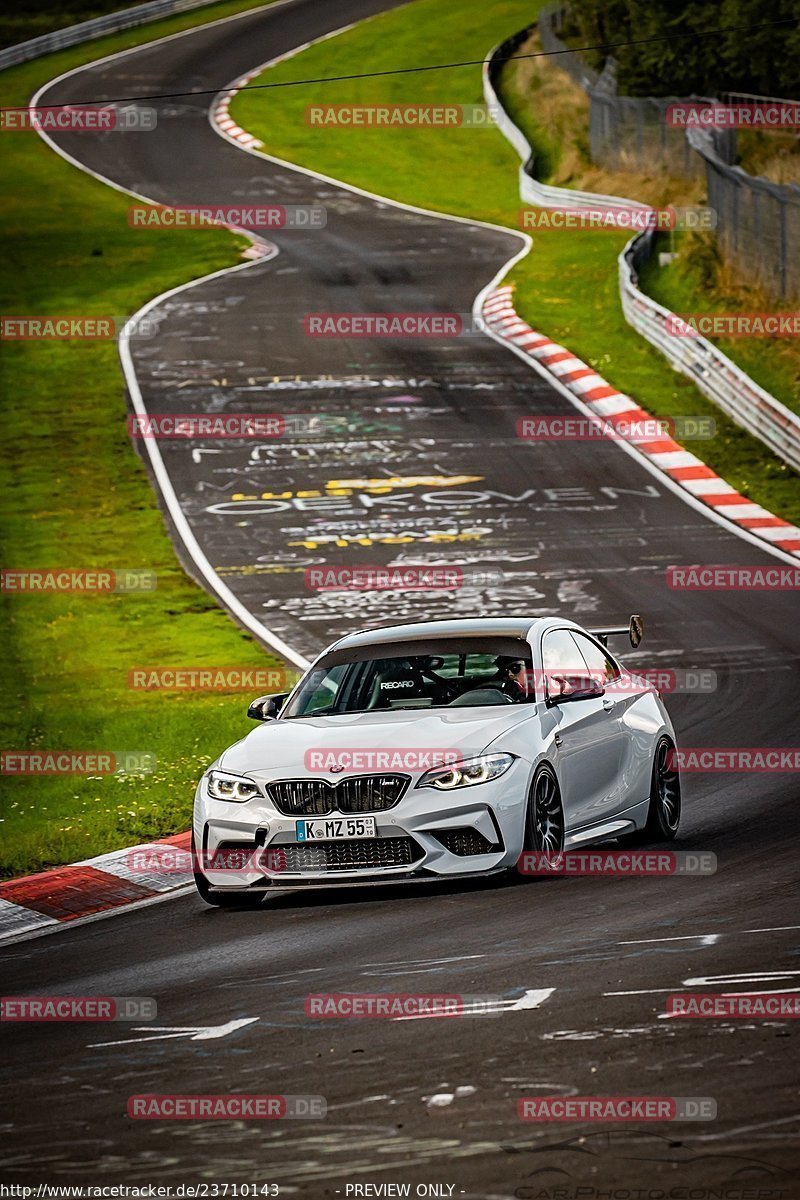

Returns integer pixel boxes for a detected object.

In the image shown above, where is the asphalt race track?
[3,0,800,1193]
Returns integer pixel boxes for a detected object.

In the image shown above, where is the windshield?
[282,638,536,718]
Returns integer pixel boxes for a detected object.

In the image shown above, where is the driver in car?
[490,657,531,701]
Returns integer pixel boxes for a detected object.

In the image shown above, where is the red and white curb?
[209,74,276,261]
[212,70,263,150]
[483,286,800,558]
[0,832,193,941]
[209,22,357,155]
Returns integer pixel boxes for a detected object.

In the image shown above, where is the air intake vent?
[270,835,423,874]
[434,827,502,856]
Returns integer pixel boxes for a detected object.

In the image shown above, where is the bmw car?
[192,615,681,904]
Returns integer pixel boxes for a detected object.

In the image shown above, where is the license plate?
[295,816,376,842]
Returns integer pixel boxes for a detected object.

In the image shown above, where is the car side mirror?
[247,692,288,721]
[545,674,605,706]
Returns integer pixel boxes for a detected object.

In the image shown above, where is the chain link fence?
[536,4,799,297]
[688,128,800,300]
[539,5,709,177]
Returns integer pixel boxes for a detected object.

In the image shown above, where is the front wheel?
[516,764,565,878]
[631,736,681,843]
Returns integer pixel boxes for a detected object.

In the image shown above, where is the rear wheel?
[631,737,681,843]
[517,764,565,877]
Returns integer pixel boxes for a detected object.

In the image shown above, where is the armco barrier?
[483,33,800,474]
[483,33,646,215]
[620,232,800,472]
[0,0,224,70]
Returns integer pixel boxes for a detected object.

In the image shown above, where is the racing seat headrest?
[369,664,428,707]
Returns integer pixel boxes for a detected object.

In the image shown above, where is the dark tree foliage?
[561,0,800,97]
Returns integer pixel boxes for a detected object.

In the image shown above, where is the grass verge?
[639,234,800,416]
[0,0,288,880]
[232,0,799,522]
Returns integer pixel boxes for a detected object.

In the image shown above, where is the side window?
[541,629,591,698]
[572,633,620,684]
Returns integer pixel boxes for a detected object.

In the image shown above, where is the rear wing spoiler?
[590,614,644,649]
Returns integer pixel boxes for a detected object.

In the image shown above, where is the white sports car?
[192,615,681,905]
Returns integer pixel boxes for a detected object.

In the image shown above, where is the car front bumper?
[192,763,529,889]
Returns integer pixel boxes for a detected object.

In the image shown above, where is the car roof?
[328,616,574,652]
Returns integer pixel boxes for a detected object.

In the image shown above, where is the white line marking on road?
[508,988,556,1011]
[604,988,676,996]
[690,1112,800,1141]
[362,955,487,968]
[620,934,721,945]
[720,987,800,994]
[683,971,800,986]
[620,924,800,945]
[742,925,800,934]
[425,1085,477,1108]
[90,1016,259,1047]
[361,967,466,977]
[395,988,555,1021]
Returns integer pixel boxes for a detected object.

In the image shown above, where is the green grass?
[0,0,290,880]
[232,0,799,524]
[234,0,529,221]
[639,234,800,417]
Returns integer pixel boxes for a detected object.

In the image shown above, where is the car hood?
[220,706,538,776]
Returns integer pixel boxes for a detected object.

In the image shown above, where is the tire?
[517,764,566,878]
[630,736,681,843]
[192,833,265,908]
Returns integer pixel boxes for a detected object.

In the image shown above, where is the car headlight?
[416,753,515,791]
[206,769,262,803]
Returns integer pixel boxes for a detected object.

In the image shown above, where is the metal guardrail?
[0,0,223,70]
[483,37,647,214]
[483,34,800,474]
[620,232,800,473]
